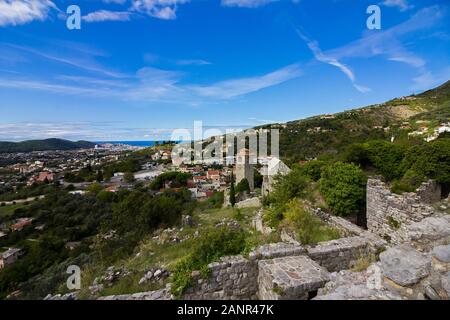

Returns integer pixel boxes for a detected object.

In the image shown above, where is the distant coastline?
[96,141,186,147]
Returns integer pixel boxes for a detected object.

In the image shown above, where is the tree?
[269,168,308,207]
[254,169,263,188]
[123,172,135,183]
[86,183,103,195]
[96,170,104,182]
[366,141,406,181]
[319,162,366,217]
[229,173,236,207]
[236,178,250,193]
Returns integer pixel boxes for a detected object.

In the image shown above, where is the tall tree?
[230,172,236,207]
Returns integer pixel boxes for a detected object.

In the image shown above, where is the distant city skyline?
[0,0,449,141]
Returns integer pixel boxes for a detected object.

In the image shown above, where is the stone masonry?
[367,178,440,244]
[258,256,330,300]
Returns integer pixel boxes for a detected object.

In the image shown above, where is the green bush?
[366,141,406,181]
[319,162,366,216]
[284,199,340,245]
[297,160,327,181]
[267,169,308,207]
[236,178,250,193]
[171,227,247,298]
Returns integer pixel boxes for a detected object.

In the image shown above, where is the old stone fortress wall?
[55,178,450,300]
[180,176,450,300]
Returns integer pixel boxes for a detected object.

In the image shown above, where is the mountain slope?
[0,138,95,153]
[270,80,450,162]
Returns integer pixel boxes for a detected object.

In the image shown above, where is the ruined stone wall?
[306,236,373,272]
[183,255,259,300]
[367,179,438,244]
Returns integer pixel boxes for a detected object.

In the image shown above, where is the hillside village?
[0,81,449,300]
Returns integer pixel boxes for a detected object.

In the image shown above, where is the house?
[207,170,221,182]
[105,185,119,193]
[193,176,207,184]
[37,171,54,183]
[0,248,23,269]
[10,218,33,232]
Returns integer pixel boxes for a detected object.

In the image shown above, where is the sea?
[96,141,186,147]
[96,141,157,147]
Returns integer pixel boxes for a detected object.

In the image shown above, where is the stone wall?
[183,255,259,300]
[306,236,373,272]
[367,178,438,244]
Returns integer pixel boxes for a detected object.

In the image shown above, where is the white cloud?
[411,67,450,92]
[188,64,302,99]
[82,10,131,22]
[176,59,211,66]
[381,0,412,11]
[3,43,126,78]
[130,0,190,20]
[0,60,302,103]
[102,0,127,4]
[297,31,370,93]
[221,0,279,8]
[0,0,57,27]
[299,6,446,93]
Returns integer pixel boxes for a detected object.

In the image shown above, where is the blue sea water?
[97,141,186,147]
[97,141,157,147]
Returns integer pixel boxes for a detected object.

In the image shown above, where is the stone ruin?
[53,178,450,300]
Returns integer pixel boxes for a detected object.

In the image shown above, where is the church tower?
[235,148,254,192]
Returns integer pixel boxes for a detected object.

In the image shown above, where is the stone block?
[380,245,431,286]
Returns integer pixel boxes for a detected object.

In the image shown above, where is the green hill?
[0,138,95,153]
[273,80,450,163]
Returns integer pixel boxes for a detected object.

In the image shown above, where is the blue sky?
[0,0,449,141]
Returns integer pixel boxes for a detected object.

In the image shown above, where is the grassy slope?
[77,206,278,298]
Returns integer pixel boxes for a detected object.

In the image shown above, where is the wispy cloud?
[130,0,190,20]
[2,42,126,78]
[411,67,450,92]
[0,0,58,27]
[176,59,212,66]
[82,10,132,23]
[381,0,413,12]
[0,62,302,103]
[221,0,279,8]
[188,63,302,99]
[299,6,447,93]
[297,31,370,93]
[326,6,443,65]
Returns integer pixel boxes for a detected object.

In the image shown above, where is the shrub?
[390,180,416,194]
[366,141,406,181]
[236,178,250,193]
[86,183,103,195]
[171,226,247,298]
[202,191,224,209]
[319,162,366,216]
[283,199,340,245]
[263,207,284,229]
[267,169,308,207]
[232,208,243,221]
[123,172,135,183]
[297,160,327,181]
